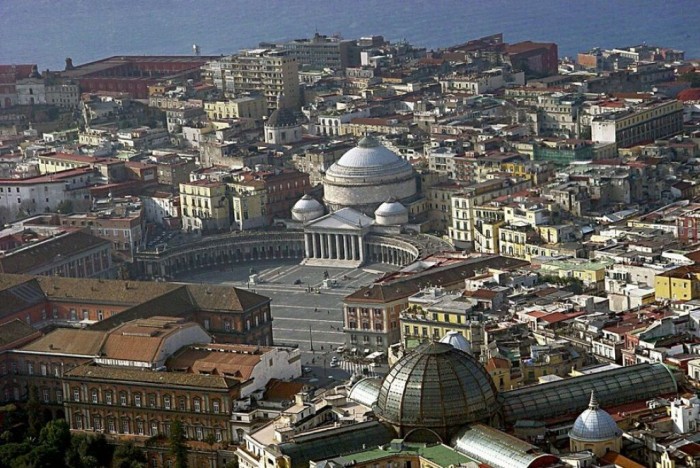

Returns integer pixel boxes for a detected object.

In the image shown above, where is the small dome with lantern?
[291,194,324,222]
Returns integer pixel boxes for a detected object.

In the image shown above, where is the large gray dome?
[322,136,417,215]
[373,342,498,439]
[569,391,622,442]
[334,135,405,168]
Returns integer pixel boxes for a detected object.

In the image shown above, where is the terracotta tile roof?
[486,357,510,372]
[21,328,107,356]
[463,288,499,300]
[678,442,700,457]
[0,231,111,275]
[345,256,528,304]
[539,311,585,324]
[0,319,40,350]
[264,379,307,401]
[167,345,266,381]
[88,289,196,331]
[0,277,45,319]
[35,275,180,307]
[101,318,202,363]
[65,363,240,389]
[599,451,645,468]
[187,284,269,312]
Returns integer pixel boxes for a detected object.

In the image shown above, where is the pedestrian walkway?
[339,358,378,378]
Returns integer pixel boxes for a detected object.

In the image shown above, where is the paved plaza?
[178,259,396,381]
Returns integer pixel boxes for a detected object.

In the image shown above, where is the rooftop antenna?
[193,44,201,56]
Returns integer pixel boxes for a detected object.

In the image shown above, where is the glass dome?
[373,342,497,438]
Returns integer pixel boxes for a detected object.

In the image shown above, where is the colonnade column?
[358,235,364,263]
[351,234,357,260]
[326,234,333,259]
[319,233,326,259]
[304,233,311,258]
[335,234,342,260]
[344,235,350,260]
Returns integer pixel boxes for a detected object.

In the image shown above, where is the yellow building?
[400,288,483,352]
[539,258,614,290]
[179,180,231,233]
[204,95,267,121]
[485,357,519,391]
[655,265,700,301]
[230,189,266,230]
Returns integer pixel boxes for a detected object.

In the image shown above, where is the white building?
[141,191,180,225]
[0,167,95,223]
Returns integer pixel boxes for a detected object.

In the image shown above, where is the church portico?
[302,208,373,267]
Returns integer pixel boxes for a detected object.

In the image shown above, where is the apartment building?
[204,95,267,121]
[591,99,683,148]
[203,49,300,112]
[180,179,231,233]
[449,177,532,249]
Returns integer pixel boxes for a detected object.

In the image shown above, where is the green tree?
[679,71,700,88]
[38,419,71,451]
[66,433,112,468]
[0,442,31,468]
[224,456,239,468]
[169,419,188,468]
[25,385,43,439]
[56,200,73,214]
[113,442,147,468]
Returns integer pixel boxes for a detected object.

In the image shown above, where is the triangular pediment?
[305,207,374,231]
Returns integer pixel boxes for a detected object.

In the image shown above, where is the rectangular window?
[151,422,159,436]
[27,363,33,375]
[56,390,63,404]
[106,392,113,405]
[120,393,127,406]
[134,394,141,407]
[164,396,171,410]
[213,400,220,414]
[73,388,80,402]
[148,394,156,408]
[42,389,50,403]
[194,399,201,413]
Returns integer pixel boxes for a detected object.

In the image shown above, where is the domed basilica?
[322,135,419,215]
[290,135,429,267]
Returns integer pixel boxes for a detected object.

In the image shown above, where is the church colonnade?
[304,232,364,262]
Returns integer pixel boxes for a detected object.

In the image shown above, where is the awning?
[363,348,370,354]
[366,351,384,360]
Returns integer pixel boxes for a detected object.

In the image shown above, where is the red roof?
[678,88,700,102]
[540,311,585,324]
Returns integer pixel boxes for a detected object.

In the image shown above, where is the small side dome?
[266,107,299,128]
[374,199,408,225]
[291,194,324,222]
[439,331,472,355]
[569,391,622,442]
